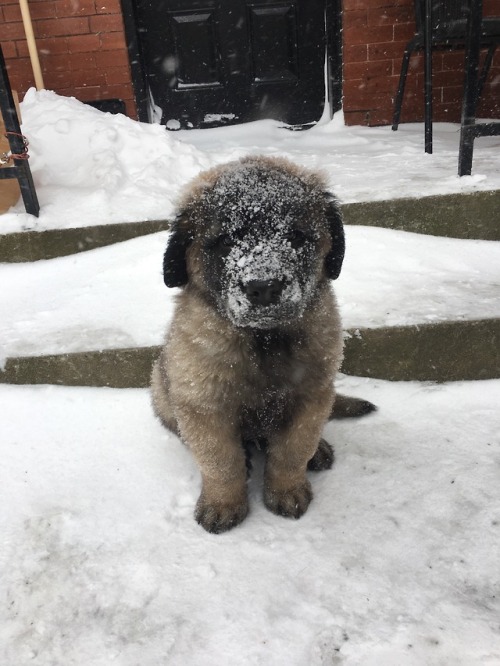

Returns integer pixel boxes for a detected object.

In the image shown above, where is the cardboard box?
[0,91,22,214]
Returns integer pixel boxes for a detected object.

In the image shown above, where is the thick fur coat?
[151,156,373,533]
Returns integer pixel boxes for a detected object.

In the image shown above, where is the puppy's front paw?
[264,479,313,519]
[195,494,249,534]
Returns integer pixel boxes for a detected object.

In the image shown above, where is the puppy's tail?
[329,393,377,420]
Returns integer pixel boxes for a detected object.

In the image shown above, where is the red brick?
[344,110,370,125]
[344,0,411,10]
[35,17,90,38]
[43,63,108,88]
[344,59,393,80]
[343,86,394,112]
[434,103,461,123]
[21,37,70,58]
[99,31,126,50]
[367,74,400,94]
[94,49,129,69]
[366,107,393,125]
[368,41,406,60]
[440,85,466,104]
[433,69,465,88]
[0,41,18,59]
[105,67,131,84]
[343,24,394,46]
[55,0,96,17]
[2,3,20,20]
[343,44,368,64]
[102,83,134,101]
[68,34,101,52]
[343,9,368,29]
[59,85,102,100]
[3,1,56,21]
[43,51,95,71]
[484,0,500,16]
[95,0,122,13]
[89,13,123,32]
[368,5,413,25]
[32,1,58,19]
[440,51,468,71]
[4,58,36,90]
[2,21,27,41]
[393,22,416,41]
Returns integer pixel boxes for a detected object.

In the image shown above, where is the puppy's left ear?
[163,225,192,288]
[324,193,345,280]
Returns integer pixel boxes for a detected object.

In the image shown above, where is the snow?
[1,89,500,234]
[1,376,500,665]
[1,90,500,664]
[1,226,499,361]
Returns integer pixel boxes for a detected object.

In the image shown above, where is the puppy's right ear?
[163,226,192,288]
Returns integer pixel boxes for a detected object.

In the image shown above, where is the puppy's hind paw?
[307,438,334,471]
[264,480,313,519]
[194,495,249,534]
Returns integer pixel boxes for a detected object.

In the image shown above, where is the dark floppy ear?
[163,226,192,288]
[323,193,345,280]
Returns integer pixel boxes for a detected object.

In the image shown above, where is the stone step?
[1,190,499,263]
[1,319,499,386]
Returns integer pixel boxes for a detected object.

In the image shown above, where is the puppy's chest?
[245,332,306,397]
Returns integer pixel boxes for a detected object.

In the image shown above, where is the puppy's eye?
[286,229,307,249]
[212,233,234,254]
[219,234,233,248]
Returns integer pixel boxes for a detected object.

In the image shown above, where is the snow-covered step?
[1,226,499,365]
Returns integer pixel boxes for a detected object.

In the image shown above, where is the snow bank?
[1,376,499,664]
[1,90,210,233]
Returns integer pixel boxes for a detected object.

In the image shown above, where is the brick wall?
[0,0,136,118]
[342,0,500,126]
[1,0,499,127]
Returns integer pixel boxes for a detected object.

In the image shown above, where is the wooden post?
[19,0,45,90]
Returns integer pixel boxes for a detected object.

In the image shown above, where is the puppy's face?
[164,158,344,329]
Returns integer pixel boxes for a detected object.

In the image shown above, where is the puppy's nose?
[244,279,284,306]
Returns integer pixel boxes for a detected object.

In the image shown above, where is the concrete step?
[1,319,499,386]
[1,190,500,263]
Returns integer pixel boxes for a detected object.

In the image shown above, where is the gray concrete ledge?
[0,219,170,262]
[2,319,498,387]
[342,190,500,240]
[1,190,499,262]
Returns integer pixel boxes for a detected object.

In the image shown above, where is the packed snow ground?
[1,377,500,665]
[1,89,500,234]
[1,226,500,362]
[1,91,500,665]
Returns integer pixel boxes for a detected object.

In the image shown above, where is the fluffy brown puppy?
[151,156,374,534]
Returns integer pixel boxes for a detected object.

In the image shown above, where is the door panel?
[133,0,328,128]
[248,5,298,82]
[171,12,222,88]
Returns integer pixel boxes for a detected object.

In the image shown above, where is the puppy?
[151,156,374,533]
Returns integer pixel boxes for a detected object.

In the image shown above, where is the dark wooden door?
[132,0,329,128]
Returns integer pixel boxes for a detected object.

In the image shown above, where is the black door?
[127,0,336,128]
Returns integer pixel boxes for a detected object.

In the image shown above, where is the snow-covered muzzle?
[219,230,317,328]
